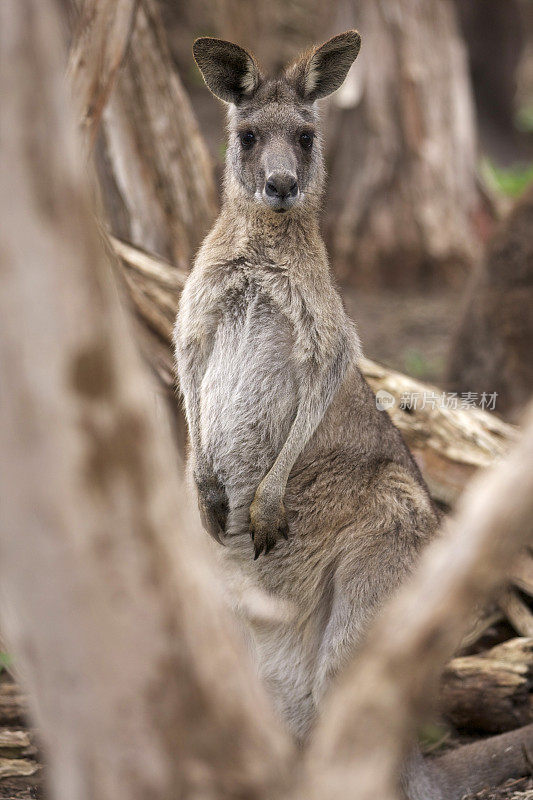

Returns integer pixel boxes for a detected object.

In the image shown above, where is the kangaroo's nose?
[265,173,298,200]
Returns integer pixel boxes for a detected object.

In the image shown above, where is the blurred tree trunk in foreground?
[93,0,217,266]
[446,183,533,422]
[0,3,292,799]
[326,0,481,287]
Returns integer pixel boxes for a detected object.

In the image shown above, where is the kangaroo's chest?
[199,277,299,488]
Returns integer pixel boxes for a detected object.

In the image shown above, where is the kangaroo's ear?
[288,30,361,102]
[193,37,260,104]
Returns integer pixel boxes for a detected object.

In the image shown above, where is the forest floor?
[344,285,463,386]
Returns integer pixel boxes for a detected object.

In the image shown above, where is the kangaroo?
[174,31,533,799]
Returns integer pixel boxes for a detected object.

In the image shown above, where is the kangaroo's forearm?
[261,342,349,493]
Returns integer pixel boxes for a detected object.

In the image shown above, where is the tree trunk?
[446,183,533,422]
[213,0,336,73]
[92,0,217,266]
[67,0,139,148]
[455,0,532,164]
[0,5,292,800]
[326,0,482,287]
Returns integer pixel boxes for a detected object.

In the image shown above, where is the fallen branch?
[0,678,27,728]
[360,358,516,507]
[499,591,533,638]
[441,638,533,733]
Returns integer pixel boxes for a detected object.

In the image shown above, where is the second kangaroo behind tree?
[174,31,533,800]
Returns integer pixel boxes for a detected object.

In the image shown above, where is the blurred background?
[145,0,532,416]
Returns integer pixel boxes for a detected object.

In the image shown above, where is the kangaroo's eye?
[299,131,314,150]
[240,131,256,149]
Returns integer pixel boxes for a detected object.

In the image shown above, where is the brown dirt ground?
[342,286,466,386]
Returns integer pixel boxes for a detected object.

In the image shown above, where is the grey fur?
[175,32,533,799]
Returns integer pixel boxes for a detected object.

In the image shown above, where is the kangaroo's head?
[193,32,361,214]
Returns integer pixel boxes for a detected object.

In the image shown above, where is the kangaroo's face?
[227,84,320,213]
[193,31,361,214]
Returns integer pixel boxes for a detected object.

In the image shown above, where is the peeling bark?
[89,0,217,265]
[67,0,139,148]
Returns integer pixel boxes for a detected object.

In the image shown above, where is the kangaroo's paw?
[249,492,289,559]
[195,475,228,544]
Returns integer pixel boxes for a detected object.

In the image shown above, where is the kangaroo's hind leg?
[311,463,437,707]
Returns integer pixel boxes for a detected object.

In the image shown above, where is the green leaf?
[0,652,12,673]
[480,157,533,199]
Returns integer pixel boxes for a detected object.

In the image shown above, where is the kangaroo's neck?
[213,176,325,266]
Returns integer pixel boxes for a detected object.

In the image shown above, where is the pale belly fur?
[199,292,298,504]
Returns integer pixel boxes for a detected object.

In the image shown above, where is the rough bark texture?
[441,638,533,734]
[0,5,292,800]
[67,0,139,148]
[213,0,336,73]
[296,405,533,800]
[0,674,44,796]
[325,0,481,287]
[93,0,217,265]
[446,183,533,423]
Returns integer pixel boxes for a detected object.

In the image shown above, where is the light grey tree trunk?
[0,4,291,800]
